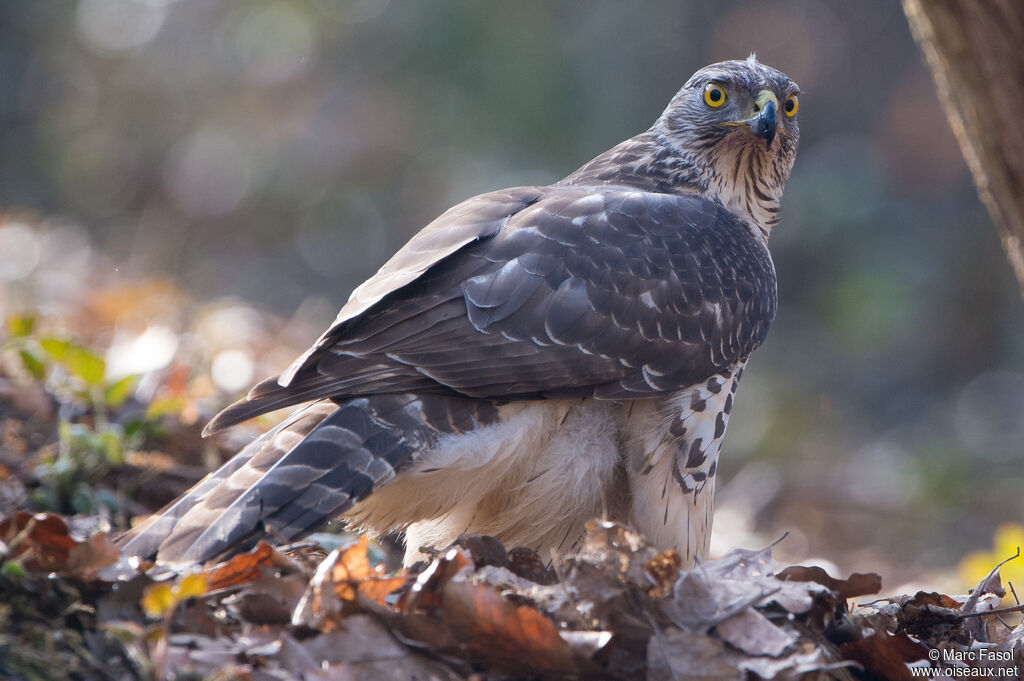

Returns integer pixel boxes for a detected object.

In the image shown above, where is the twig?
[955,602,1024,620]
[768,531,791,549]
[959,547,1021,616]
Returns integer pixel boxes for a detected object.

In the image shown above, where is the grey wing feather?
[207,186,776,432]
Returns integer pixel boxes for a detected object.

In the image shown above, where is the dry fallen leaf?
[777,564,882,600]
[0,511,77,571]
[204,540,276,591]
[440,580,577,677]
[291,537,407,630]
[715,606,797,657]
[839,630,928,681]
[0,511,120,578]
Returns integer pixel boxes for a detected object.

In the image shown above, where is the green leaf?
[40,337,107,385]
[18,349,46,379]
[6,313,36,338]
[104,375,138,408]
[39,337,73,361]
[98,428,124,464]
[0,561,26,577]
[66,347,106,385]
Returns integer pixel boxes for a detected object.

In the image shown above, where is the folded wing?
[206,186,777,434]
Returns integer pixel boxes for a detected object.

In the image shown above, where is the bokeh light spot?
[231,3,315,86]
[212,348,255,393]
[164,127,252,218]
[106,324,179,378]
[75,0,168,55]
[0,223,41,281]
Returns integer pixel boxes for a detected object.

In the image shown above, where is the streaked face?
[659,58,800,231]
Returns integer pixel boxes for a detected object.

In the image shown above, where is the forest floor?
[1,239,1022,680]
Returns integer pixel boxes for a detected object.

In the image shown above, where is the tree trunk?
[902,0,1024,294]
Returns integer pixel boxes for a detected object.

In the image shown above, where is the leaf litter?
[1,512,1022,680]
[2,271,1023,679]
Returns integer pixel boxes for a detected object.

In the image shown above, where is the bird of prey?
[121,56,800,568]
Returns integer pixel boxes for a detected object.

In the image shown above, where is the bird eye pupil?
[710,89,722,101]
[785,99,794,112]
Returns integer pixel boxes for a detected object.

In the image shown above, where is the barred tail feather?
[120,393,496,565]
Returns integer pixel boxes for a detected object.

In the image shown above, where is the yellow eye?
[703,83,728,108]
[784,94,799,117]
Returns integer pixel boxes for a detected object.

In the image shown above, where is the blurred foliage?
[0,0,1022,588]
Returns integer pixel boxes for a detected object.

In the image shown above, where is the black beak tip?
[759,100,778,148]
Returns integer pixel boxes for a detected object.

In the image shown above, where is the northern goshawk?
[121,57,800,567]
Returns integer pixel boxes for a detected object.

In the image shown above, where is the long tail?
[119,393,497,565]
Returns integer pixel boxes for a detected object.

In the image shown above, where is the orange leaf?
[328,537,406,605]
[355,575,408,606]
[205,541,275,590]
[441,580,576,676]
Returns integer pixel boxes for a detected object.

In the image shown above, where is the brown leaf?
[507,545,557,585]
[777,564,882,600]
[204,540,275,591]
[906,590,964,611]
[0,512,77,572]
[441,580,576,676]
[454,533,508,568]
[840,631,928,681]
[66,531,120,579]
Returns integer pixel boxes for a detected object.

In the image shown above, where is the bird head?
[657,56,800,235]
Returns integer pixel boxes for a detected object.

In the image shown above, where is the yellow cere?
[704,83,727,108]
[784,94,799,117]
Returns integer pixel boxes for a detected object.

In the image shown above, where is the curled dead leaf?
[204,541,276,591]
[0,511,119,578]
[777,564,882,600]
[292,537,407,630]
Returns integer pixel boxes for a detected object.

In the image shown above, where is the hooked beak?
[743,90,779,148]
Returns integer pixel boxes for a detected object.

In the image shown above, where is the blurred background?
[1,0,1021,591]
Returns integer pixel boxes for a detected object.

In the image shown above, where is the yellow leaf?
[958,551,996,589]
[174,572,208,600]
[957,523,1024,595]
[141,583,176,618]
[993,523,1024,558]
